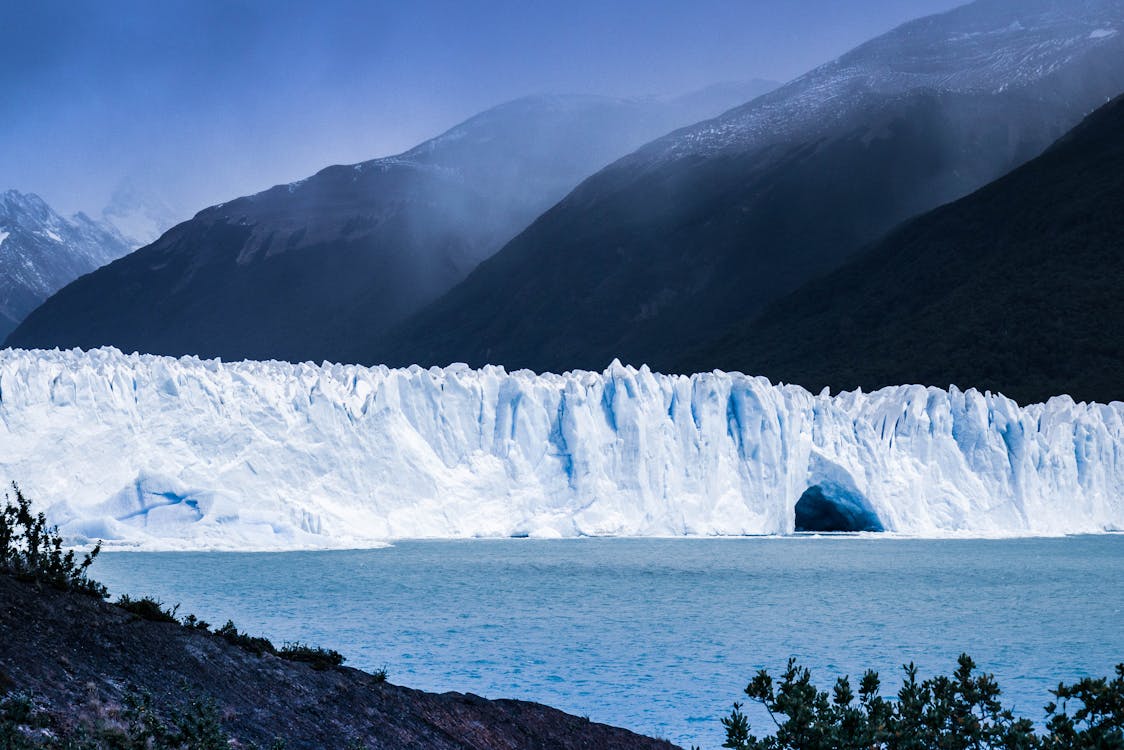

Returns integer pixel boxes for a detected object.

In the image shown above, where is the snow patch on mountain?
[0,191,132,340]
[641,0,1124,161]
[0,348,1120,551]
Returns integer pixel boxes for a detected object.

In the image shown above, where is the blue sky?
[1,0,963,218]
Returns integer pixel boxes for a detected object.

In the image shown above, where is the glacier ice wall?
[0,347,1121,549]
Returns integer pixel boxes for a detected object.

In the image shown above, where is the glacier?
[0,347,1120,550]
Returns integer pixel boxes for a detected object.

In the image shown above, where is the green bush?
[277,642,345,671]
[180,613,210,632]
[0,692,44,749]
[168,696,228,750]
[1045,664,1124,748]
[115,595,179,624]
[720,655,1124,750]
[117,689,230,750]
[1,688,234,750]
[215,620,277,657]
[0,484,105,598]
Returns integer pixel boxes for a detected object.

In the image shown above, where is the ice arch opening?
[794,484,884,533]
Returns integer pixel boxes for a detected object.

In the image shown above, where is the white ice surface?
[0,348,1120,550]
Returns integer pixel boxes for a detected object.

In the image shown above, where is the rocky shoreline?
[0,574,678,749]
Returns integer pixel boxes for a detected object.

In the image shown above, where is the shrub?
[0,484,105,598]
[169,696,229,750]
[720,654,1124,750]
[278,642,345,671]
[0,692,46,749]
[115,595,179,624]
[0,689,318,748]
[0,693,35,726]
[181,613,211,631]
[121,689,173,747]
[371,666,388,684]
[1045,663,1124,748]
[118,689,232,750]
[215,620,277,657]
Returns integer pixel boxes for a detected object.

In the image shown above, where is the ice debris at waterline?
[0,347,1121,550]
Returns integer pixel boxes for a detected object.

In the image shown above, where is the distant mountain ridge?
[680,93,1124,405]
[642,0,1124,161]
[374,0,1124,374]
[0,190,130,341]
[101,180,185,248]
[6,82,777,362]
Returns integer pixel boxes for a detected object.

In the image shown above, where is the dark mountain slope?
[5,84,776,363]
[0,574,676,749]
[679,95,1124,406]
[375,0,1124,373]
[0,191,129,341]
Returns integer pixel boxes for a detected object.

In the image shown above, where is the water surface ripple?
[92,537,1124,748]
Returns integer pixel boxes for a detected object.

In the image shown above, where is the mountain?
[0,348,1119,550]
[375,0,1124,373]
[678,94,1124,406]
[0,190,131,342]
[5,83,777,362]
[101,179,185,248]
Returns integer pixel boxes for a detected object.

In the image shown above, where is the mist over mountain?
[5,82,776,362]
[679,94,1124,406]
[101,180,186,249]
[0,191,130,342]
[376,0,1124,373]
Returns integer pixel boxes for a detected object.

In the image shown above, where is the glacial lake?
[91,537,1124,748]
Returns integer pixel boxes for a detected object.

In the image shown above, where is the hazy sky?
[1,0,964,219]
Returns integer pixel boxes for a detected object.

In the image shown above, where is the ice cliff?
[0,347,1120,549]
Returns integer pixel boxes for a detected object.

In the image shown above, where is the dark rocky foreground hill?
[0,575,677,749]
[682,93,1124,406]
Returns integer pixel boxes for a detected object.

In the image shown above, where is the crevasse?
[0,347,1120,550]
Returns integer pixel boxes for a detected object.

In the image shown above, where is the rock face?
[5,84,776,364]
[0,347,1120,550]
[679,93,1124,406]
[0,575,678,750]
[375,0,1124,374]
[0,191,130,342]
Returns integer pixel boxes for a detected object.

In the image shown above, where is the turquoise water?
[91,537,1124,748]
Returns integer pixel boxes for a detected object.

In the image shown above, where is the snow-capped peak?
[0,190,132,339]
